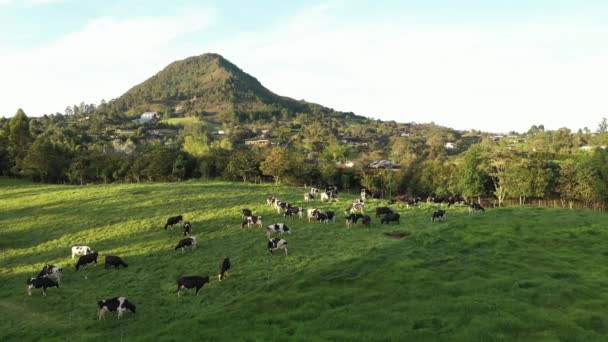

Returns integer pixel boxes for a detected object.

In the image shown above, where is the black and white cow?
[75,251,99,270]
[284,207,302,220]
[71,245,93,259]
[105,255,128,269]
[266,223,291,238]
[183,221,192,236]
[375,207,393,217]
[316,212,329,223]
[37,264,63,284]
[266,196,276,206]
[325,211,336,222]
[380,212,400,224]
[242,215,262,228]
[349,202,365,214]
[241,208,252,220]
[307,208,320,222]
[469,203,485,213]
[174,237,197,254]
[97,297,136,320]
[176,276,210,296]
[26,276,59,296]
[164,215,183,230]
[219,257,231,281]
[345,213,364,228]
[267,238,288,256]
[304,193,314,202]
[431,209,447,222]
[309,187,320,195]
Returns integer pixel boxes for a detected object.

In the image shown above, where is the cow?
[174,236,197,254]
[431,209,447,222]
[320,192,330,202]
[375,207,394,217]
[267,238,288,256]
[284,207,300,220]
[105,255,128,269]
[361,215,371,226]
[304,193,314,202]
[219,257,231,281]
[349,202,365,214]
[242,215,262,228]
[71,246,93,259]
[26,276,59,296]
[326,185,339,194]
[183,221,192,236]
[307,208,320,222]
[37,265,63,284]
[176,276,210,297]
[75,251,99,270]
[345,213,364,228]
[316,212,329,223]
[97,297,136,320]
[164,215,183,230]
[266,196,276,206]
[325,211,336,222]
[380,212,400,224]
[266,223,291,238]
[309,187,320,195]
[469,203,485,213]
[241,208,252,220]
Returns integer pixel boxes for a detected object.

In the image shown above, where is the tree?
[7,109,32,175]
[558,160,578,208]
[457,144,487,202]
[597,117,608,134]
[22,136,65,182]
[260,147,291,184]
[224,150,259,182]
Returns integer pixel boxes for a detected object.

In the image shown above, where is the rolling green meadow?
[2,177,608,341]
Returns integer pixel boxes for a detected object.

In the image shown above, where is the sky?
[1,0,607,133]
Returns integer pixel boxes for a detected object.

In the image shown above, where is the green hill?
[112,53,350,123]
[2,178,608,340]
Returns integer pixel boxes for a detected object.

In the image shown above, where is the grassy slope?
[1,178,608,341]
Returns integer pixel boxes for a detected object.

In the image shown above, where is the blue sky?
[1,0,608,132]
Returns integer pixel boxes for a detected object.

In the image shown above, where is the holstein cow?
[380,213,400,224]
[349,202,365,214]
[176,276,210,297]
[431,209,447,222]
[325,211,336,222]
[164,215,183,230]
[174,237,197,254]
[375,207,393,217]
[307,208,320,222]
[75,251,99,270]
[242,215,263,228]
[266,223,291,238]
[309,187,320,195]
[268,238,288,256]
[345,213,364,228]
[316,212,329,223]
[304,193,314,202]
[26,276,59,296]
[241,208,252,220]
[71,245,93,259]
[183,221,193,236]
[97,297,136,320]
[37,264,63,284]
[469,203,485,214]
[219,257,231,281]
[284,207,303,220]
[105,255,128,269]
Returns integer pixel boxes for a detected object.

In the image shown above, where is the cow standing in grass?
[76,251,99,270]
[219,257,231,281]
[268,238,288,256]
[165,215,183,230]
[97,297,136,320]
[175,237,197,254]
[176,276,210,296]
[37,265,63,284]
[432,210,447,222]
[26,276,59,296]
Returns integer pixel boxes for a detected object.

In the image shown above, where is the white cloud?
[211,7,608,132]
[0,8,216,116]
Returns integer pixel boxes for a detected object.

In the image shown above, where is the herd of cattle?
[25,184,486,320]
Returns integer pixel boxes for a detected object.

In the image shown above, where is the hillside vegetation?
[1,178,608,341]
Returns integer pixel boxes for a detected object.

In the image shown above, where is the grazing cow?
[310,187,320,195]
[174,236,197,254]
[241,208,252,220]
[26,276,59,296]
[361,215,371,226]
[267,238,288,255]
[266,223,291,238]
[183,221,192,236]
[219,257,231,281]
[380,212,400,224]
[71,246,93,259]
[349,202,365,214]
[316,212,329,223]
[266,196,276,206]
[345,213,364,228]
[307,208,320,222]
[75,251,99,270]
[105,255,128,269]
[326,185,339,194]
[431,209,447,222]
[242,215,263,228]
[37,265,63,284]
[164,215,183,230]
[469,203,485,213]
[304,193,314,202]
[176,276,210,296]
[320,192,330,202]
[284,207,300,220]
[97,297,136,320]
[325,211,336,222]
[375,207,394,217]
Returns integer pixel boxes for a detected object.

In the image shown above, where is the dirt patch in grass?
[383,231,412,239]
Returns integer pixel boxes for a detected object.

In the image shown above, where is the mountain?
[113,53,352,122]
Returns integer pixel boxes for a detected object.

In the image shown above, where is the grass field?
[2,178,608,341]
